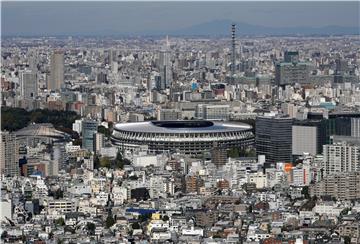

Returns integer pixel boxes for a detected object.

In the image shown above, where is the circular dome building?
[111,120,254,156]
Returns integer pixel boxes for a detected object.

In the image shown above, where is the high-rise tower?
[0,132,19,176]
[48,50,64,91]
[20,70,37,99]
[159,36,172,89]
[231,23,236,84]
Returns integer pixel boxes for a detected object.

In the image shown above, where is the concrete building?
[275,62,310,86]
[323,141,360,175]
[94,133,104,153]
[47,199,77,214]
[284,51,299,63]
[159,49,172,89]
[157,109,182,121]
[196,104,229,121]
[48,50,64,91]
[20,71,37,99]
[211,146,227,168]
[0,132,19,177]
[310,172,360,200]
[292,125,318,156]
[129,113,144,122]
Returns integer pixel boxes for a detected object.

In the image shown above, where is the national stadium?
[111,120,254,155]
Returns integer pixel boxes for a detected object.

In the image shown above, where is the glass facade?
[82,120,98,152]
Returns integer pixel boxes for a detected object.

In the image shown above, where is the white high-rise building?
[323,142,360,176]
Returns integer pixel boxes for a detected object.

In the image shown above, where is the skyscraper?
[0,132,19,176]
[48,50,64,91]
[256,116,293,164]
[20,70,37,99]
[82,120,98,152]
[159,36,172,89]
[230,23,236,84]
[94,132,104,153]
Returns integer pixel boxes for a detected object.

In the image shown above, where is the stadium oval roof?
[113,120,252,134]
[14,123,69,139]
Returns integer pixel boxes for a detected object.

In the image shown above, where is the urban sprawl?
[1,31,360,243]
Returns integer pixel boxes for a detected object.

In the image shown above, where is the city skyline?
[1,1,360,243]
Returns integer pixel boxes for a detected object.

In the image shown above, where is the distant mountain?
[164,19,359,36]
[3,19,358,38]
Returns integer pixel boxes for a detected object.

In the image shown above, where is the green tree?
[55,217,65,226]
[138,213,152,222]
[228,148,240,158]
[340,208,351,216]
[86,222,96,235]
[1,231,8,240]
[161,215,169,221]
[113,150,131,169]
[98,125,111,138]
[1,107,30,131]
[94,155,100,169]
[105,214,115,228]
[100,157,111,168]
[343,236,351,244]
[301,186,310,199]
[132,222,141,229]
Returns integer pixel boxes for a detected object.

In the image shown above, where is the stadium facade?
[111,120,254,155]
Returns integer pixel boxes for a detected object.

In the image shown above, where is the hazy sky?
[2,1,359,36]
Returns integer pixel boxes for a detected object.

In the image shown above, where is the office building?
[94,133,104,153]
[284,51,299,63]
[82,120,98,152]
[0,132,19,177]
[129,113,145,122]
[211,145,227,168]
[256,116,293,164]
[159,41,172,89]
[275,62,310,85]
[20,71,37,99]
[196,104,229,121]
[323,142,360,176]
[292,125,318,156]
[281,103,298,118]
[157,109,182,121]
[96,72,107,84]
[48,50,64,91]
[292,120,325,156]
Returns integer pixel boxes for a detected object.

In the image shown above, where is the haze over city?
[2,1,359,36]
